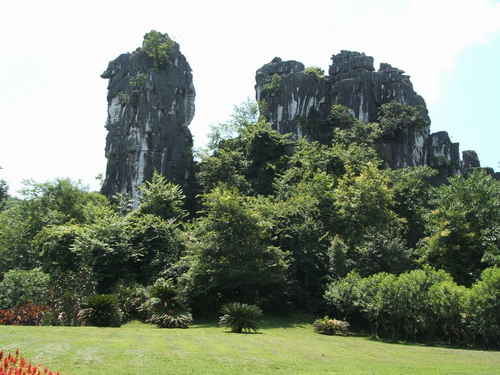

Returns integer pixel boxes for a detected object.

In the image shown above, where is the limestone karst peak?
[100,31,196,205]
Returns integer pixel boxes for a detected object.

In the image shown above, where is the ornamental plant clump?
[0,303,50,326]
[313,316,350,335]
[77,294,122,327]
[0,349,61,375]
[140,278,193,328]
[219,302,263,333]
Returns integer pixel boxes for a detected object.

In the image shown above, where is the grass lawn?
[1,315,499,374]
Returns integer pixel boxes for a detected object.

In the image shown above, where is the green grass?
[1,315,499,374]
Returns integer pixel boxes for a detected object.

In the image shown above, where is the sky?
[1,0,499,195]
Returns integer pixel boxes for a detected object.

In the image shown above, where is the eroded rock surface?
[255,51,486,182]
[100,33,195,203]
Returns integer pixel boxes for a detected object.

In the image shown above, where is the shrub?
[468,267,500,347]
[261,74,282,95]
[0,349,61,375]
[219,302,263,333]
[0,303,50,326]
[301,66,325,81]
[114,283,149,323]
[78,294,122,327]
[117,92,129,106]
[140,278,193,328]
[141,30,175,70]
[129,73,149,94]
[313,316,350,335]
[148,309,193,329]
[0,269,50,309]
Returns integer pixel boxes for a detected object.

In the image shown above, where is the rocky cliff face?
[100,33,195,204]
[255,51,471,183]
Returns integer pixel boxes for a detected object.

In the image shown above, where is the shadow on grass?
[191,312,315,330]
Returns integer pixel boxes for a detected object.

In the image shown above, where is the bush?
[468,267,500,347]
[261,74,282,95]
[0,269,50,309]
[141,30,175,70]
[114,283,149,323]
[140,278,193,328]
[313,316,350,335]
[301,66,325,81]
[0,303,50,326]
[78,294,122,327]
[219,302,263,333]
[148,309,193,329]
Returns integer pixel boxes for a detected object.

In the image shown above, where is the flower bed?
[0,349,61,375]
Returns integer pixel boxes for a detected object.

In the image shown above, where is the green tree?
[71,210,132,293]
[356,272,397,338]
[388,166,436,249]
[331,163,409,276]
[420,170,500,286]
[428,280,469,345]
[127,213,185,285]
[333,163,399,240]
[299,104,381,145]
[197,117,293,196]
[377,101,428,139]
[180,187,289,317]
[0,166,7,210]
[129,73,149,94]
[324,270,362,320]
[136,171,187,222]
[265,187,332,310]
[0,268,50,309]
[301,66,325,80]
[36,223,84,274]
[0,204,37,276]
[141,30,175,70]
[201,98,259,155]
[261,73,282,94]
[0,179,107,277]
[393,266,453,344]
[18,178,108,231]
[468,267,500,347]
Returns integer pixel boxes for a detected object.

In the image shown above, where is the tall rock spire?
[100,31,195,204]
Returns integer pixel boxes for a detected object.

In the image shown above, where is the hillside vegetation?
[1,101,500,350]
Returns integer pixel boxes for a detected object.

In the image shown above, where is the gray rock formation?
[100,32,195,204]
[462,150,500,180]
[255,51,482,183]
[427,132,461,185]
[256,52,429,140]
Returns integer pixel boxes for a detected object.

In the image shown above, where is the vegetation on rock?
[141,30,175,70]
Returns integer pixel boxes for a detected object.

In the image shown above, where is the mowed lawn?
[1,316,499,374]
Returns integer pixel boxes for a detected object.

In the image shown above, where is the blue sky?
[1,0,499,194]
[429,34,500,170]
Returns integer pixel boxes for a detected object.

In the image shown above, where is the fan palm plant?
[141,278,193,328]
[78,294,122,327]
[219,302,263,333]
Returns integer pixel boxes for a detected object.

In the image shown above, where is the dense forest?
[1,100,500,348]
